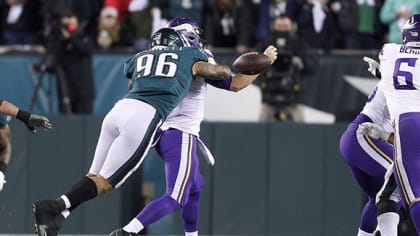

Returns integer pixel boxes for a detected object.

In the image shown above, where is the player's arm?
[192,61,231,81]
[0,99,52,132]
[229,45,278,91]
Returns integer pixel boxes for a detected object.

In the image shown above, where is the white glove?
[358,122,391,141]
[363,56,381,78]
[0,171,5,192]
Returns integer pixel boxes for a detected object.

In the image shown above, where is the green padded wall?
[0,118,365,236]
[323,123,361,236]
[211,123,269,235]
[268,124,325,236]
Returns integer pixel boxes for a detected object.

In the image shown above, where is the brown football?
[232,52,272,75]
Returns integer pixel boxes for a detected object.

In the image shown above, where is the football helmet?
[402,14,420,47]
[166,17,203,47]
[151,28,188,48]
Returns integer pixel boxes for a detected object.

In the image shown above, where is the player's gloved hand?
[363,56,381,79]
[358,122,391,141]
[0,171,6,192]
[16,110,52,133]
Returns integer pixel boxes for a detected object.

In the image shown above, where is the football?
[232,52,272,75]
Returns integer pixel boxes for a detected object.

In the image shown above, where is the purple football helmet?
[402,14,420,47]
[166,17,203,47]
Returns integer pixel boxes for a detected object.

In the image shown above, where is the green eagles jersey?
[124,46,208,120]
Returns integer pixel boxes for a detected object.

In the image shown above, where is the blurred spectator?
[380,0,420,43]
[128,0,152,50]
[330,0,384,49]
[203,0,258,53]
[126,0,168,50]
[104,0,131,21]
[168,0,205,26]
[95,6,133,49]
[55,10,95,114]
[256,15,316,122]
[296,0,337,50]
[256,0,302,43]
[64,0,103,33]
[0,0,42,45]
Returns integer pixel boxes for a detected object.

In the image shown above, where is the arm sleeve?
[205,75,233,90]
[123,55,136,79]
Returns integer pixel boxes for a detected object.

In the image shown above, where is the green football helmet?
[151,28,189,48]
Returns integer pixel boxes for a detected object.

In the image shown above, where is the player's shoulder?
[181,46,208,60]
[379,43,402,60]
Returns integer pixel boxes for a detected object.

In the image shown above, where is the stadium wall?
[0,117,362,236]
[0,51,376,122]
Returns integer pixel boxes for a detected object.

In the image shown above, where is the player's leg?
[375,164,400,236]
[393,112,420,234]
[182,171,204,236]
[33,99,161,236]
[0,121,11,191]
[348,164,384,235]
[114,130,199,235]
[339,119,394,235]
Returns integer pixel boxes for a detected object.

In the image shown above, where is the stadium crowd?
[0,0,419,52]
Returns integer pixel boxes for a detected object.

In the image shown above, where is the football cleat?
[373,230,381,236]
[109,228,141,236]
[32,200,64,236]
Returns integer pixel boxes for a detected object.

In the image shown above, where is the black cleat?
[109,228,141,236]
[373,230,381,236]
[32,200,64,236]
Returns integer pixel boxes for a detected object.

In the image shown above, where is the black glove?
[16,110,52,133]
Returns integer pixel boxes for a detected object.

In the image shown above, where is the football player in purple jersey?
[109,17,278,236]
[339,54,401,236]
[373,14,420,235]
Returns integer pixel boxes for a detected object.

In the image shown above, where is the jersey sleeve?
[206,76,233,90]
[191,47,209,62]
[123,54,137,79]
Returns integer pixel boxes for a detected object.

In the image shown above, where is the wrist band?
[16,110,31,124]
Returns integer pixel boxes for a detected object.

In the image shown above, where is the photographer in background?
[55,10,95,114]
[256,14,316,122]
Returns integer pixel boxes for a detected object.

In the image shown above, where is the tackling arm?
[192,61,231,80]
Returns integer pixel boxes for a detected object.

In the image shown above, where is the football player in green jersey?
[32,27,235,236]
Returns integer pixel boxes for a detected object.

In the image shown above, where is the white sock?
[123,218,144,233]
[377,212,399,236]
[357,228,373,236]
[60,195,71,209]
[61,209,70,219]
[185,231,198,236]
